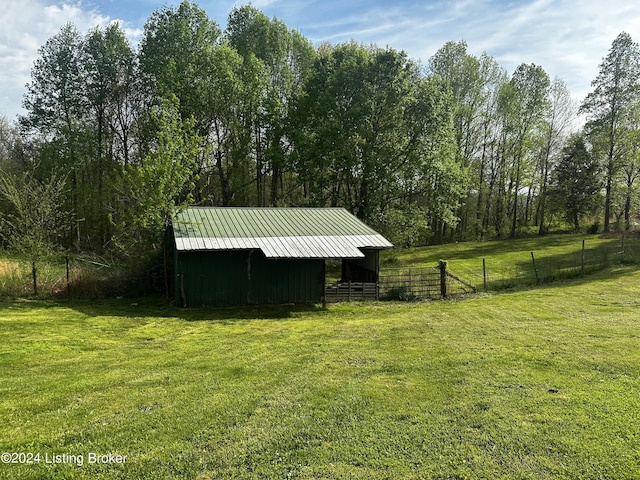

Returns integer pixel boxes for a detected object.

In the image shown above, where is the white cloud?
[0,0,114,120]
[4,0,640,123]
[292,0,640,106]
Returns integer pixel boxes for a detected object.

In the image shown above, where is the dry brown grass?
[0,259,21,277]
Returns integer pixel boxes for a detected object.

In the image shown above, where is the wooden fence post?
[581,239,585,274]
[482,258,487,292]
[66,254,70,298]
[439,260,447,298]
[531,251,539,284]
[31,261,37,296]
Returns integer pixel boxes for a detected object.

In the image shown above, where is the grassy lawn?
[1,266,639,478]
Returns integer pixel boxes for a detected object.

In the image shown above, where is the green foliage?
[373,205,430,248]
[139,0,221,134]
[499,63,551,237]
[15,1,640,257]
[110,97,200,257]
[292,42,463,229]
[0,171,72,293]
[580,32,640,232]
[551,134,603,231]
[226,4,316,205]
[20,23,85,135]
[382,285,417,301]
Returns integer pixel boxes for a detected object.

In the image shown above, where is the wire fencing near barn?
[379,261,476,301]
[378,236,640,300]
[3,236,639,301]
[452,236,640,293]
[64,256,160,299]
[0,253,163,299]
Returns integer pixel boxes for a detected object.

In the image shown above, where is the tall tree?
[293,42,463,241]
[537,77,576,234]
[615,101,640,230]
[21,23,85,139]
[552,134,602,231]
[429,41,484,237]
[226,5,315,205]
[429,41,485,164]
[20,23,90,250]
[0,171,71,294]
[111,97,200,256]
[82,23,137,245]
[580,32,640,232]
[139,0,221,134]
[475,55,509,239]
[429,43,518,239]
[204,42,267,206]
[499,63,550,237]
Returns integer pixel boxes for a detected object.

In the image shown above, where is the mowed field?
[1,253,640,477]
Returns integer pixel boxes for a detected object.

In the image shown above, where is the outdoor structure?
[167,207,393,307]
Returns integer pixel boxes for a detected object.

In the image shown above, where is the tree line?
[1,1,639,271]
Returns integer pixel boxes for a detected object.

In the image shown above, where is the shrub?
[383,285,418,301]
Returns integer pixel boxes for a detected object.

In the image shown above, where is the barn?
[167,207,393,307]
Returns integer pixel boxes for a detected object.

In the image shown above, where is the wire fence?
[380,263,476,301]
[0,254,162,299]
[379,236,640,300]
[455,236,640,292]
[2,236,638,301]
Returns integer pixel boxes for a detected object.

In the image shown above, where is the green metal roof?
[171,207,393,258]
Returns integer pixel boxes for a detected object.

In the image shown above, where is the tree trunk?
[624,191,632,231]
[510,153,522,238]
[604,159,614,232]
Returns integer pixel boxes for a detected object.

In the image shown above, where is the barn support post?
[375,250,380,301]
[247,250,255,304]
[322,259,327,308]
[180,272,186,308]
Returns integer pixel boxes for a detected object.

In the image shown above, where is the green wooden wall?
[174,249,324,307]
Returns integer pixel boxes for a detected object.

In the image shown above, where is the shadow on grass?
[0,296,328,322]
[175,302,328,322]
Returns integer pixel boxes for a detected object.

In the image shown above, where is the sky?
[2,0,640,122]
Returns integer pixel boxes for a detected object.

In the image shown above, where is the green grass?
[1,267,640,479]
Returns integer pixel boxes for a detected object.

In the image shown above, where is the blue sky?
[2,0,640,121]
